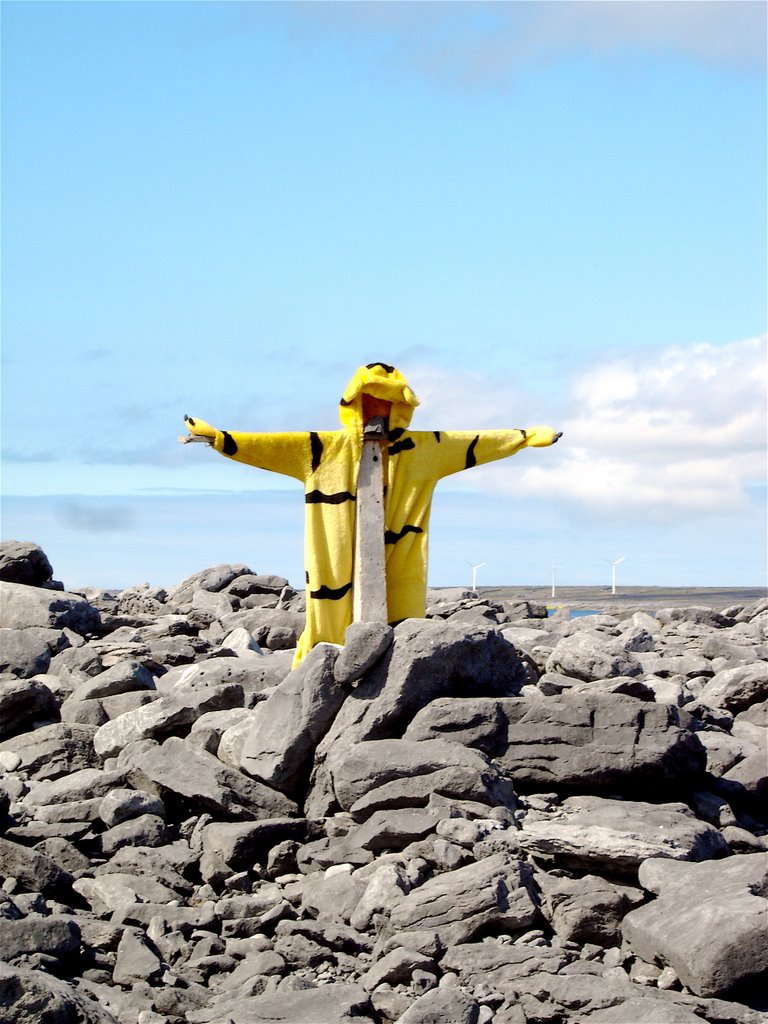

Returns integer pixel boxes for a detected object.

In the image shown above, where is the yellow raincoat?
[184,362,560,664]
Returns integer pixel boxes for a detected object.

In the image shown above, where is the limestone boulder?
[0,540,54,586]
[93,680,244,758]
[117,736,297,821]
[239,643,344,796]
[389,852,537,946]
[0,581,101,634]
[546,632,642,682]
[698,663,768,713]
[328,738,515,817]
[515,795,729,873]
[623,852,768,997]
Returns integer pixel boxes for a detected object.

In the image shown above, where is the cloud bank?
[406,335,767,519]
[279,1,766,85]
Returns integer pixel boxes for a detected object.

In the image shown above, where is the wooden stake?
[353,417,388,623]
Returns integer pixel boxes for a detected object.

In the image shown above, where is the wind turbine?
[468,561,486,593]
[608,557,625,595]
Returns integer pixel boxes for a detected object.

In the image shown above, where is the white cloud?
[409,335,767,519]
[276,1,766,86]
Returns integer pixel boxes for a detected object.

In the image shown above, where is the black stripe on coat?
[309,432,324,472]
[310,582,353,600]
[465,435,479,469]
[384,525,424,545]
[305,490,356,505]
[222,431,238,456]
[389,437,415,456]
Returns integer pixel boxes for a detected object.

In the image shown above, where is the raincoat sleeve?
[432,426,561,479]
[182,416,312,482]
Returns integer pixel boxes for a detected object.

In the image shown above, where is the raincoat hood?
[339,362,420,433]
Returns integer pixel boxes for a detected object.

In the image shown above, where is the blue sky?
[2,1,766,592]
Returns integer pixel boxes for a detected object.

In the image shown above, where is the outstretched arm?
[429,426,562,479]
[180,415,312,482]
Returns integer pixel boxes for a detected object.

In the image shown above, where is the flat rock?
[498,693,706,791]
[0,914,80,959]
[0,580,101,634]
[394,986,479,1024]
[390,852,537,946]
[623,852,768,997]
[0,723,100,780]
[351,808,440,852]
[516,795,729,872]
[186,982,374,1024]
[118,736,298,820]
[70,659,156,701]
[329,737,511,814]
[93,680,244,757]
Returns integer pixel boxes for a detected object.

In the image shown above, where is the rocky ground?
[0,539,766,1024]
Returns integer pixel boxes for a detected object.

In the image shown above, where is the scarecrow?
[182,362,561,664]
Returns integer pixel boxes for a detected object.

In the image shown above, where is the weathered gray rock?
[0,836,73,896]
[201,818,308,870]
[239,643,344,796]
[352,808,440,852]
[390,853,537,946]
[0,540,54,586]
[361,946,435,992]
[0,676,58,736]
[0,581,101,634]
[186,982,373,1024]
[623,853,768,997]
[112,926,163,984]
[73,871,180,916]
[306,621,527,814]
[300,867,367,924]
[335,621,394,684]
[159,653,291,699]
[516,795,729,872]
[118,736,298,821]
[70,659,156,702]
[93,680,244,757]
[0,723,100,780]
[0,914,80,959]
[25,767,126,807]
[98,787,165,827]
[498,693,706,791]
[546,632,642,681]
[329,738,514,816]
[393,985,479,1024]
[0,629,60,678]
[405,698,506,755]
[0,960,119,1024]
[537,871,644,946]
[698,663,768,713]
[656,606,735,628]
[168,563,252,606]
[406,693,706,793]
